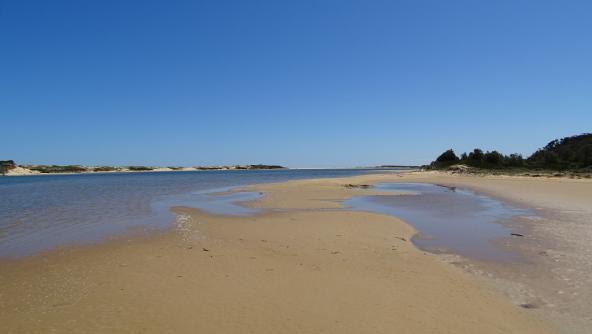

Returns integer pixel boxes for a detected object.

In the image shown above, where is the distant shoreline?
[1,163,418,177]
[1,163,287,176]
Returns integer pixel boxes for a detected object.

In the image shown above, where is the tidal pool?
[345,183,532,262]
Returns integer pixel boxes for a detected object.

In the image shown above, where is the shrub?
[127,166,154,171]
[93,166,118,172]
[0,160,16,175]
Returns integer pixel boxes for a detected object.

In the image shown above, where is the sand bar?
[4,171,587,333]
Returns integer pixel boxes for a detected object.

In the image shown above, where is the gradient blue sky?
[1,1,590,167]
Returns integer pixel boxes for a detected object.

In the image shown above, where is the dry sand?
[3,171,584,333]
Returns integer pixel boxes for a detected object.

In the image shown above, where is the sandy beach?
[3,171,591,333]
[4,1,590,333]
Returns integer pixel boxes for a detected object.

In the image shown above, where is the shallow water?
[345,183,532,262]
[0,168,396,257]
[154,188,263,216]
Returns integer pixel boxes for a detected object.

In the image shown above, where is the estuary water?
[0,169,387,257]
[345,183,533,262]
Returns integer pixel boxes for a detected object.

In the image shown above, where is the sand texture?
[1,171,578,333]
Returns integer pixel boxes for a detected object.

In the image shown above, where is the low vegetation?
[430,133,592,173]
[28,165,88,173]
[194,166,223,170]
[244,164,285,170]
[92,166,119,172]
[127,166,154,171]
[195,164,285,170]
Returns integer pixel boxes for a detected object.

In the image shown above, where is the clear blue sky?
[1,1,590,167]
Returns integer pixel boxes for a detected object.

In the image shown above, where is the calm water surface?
[345,183,533,262]
[0,169,392,257]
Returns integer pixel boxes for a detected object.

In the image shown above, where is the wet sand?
[327,171,592,334]
[376,172,592,334]
[2,171,584,333]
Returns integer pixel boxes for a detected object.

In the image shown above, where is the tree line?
[430,133,592,171]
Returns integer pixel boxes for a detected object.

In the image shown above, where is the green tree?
[467,149,484,167]
[430,149,459,168]
[484,151,504,167]
[506,153,524,167]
